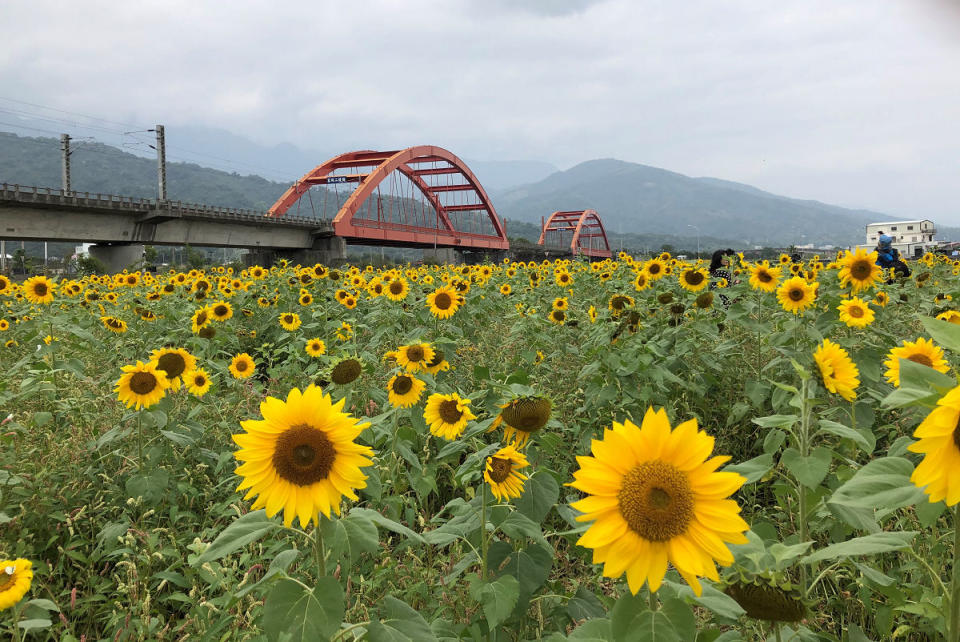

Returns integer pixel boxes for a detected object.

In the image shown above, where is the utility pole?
[60,134,71,193]
[156,124,167,200]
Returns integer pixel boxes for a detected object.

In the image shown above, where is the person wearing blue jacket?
[874,232,910,280]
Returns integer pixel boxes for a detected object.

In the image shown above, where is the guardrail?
[0,184,329,229]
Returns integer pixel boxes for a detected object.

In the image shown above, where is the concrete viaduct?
[0,184,346,271]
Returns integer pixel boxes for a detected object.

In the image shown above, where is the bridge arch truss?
[268,146,508,250]
[537,209,612,259]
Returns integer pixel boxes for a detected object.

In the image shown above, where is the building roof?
[866,220,933,227]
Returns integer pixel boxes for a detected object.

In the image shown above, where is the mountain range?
[2,127,945,250]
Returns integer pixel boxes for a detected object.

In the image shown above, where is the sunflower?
[748,261,781,292]
[776,276,817,314]
[813,339,860,401]
[387,373,426,408]
[298,292,313,306]
[837,297,875,328]
[330,357,363,385]
[184,368,212,397]
[0,319,7,332]
[837,248,883,294]
[884,337,950,387]
[341,294,357,309]
[725,580,806,623]
[555,271,574,287]
[115,360,170,410]
[427,285,461,319]
[679,268,709,292]
[233,385,373,527]
[493,396,552,447]
[0,275,10,295]
[549,309,567,325]
[100,316,128,333]
[279,312,302,331]
[908,385,960,505]
[499,284,512,296]
[210,300,233,322]
[588,305,598,323]
[385,277,409,301]
[937,310,960,326]
[190,307,212,334]
[553,297,569,311]
[695,292,714,309]
[396,343,435,373]
[608,294,634,316]
[643,258,667,280]
[305,338,327,357]
[23,275,56,304]
[229,353,256,379]
[4,340,17,348]
[150,347,197,389]
[568,408,749,596]
[423,349,450,374]
[484,445,530,502]
[628,272,648,292]
[0,558,33,611]
[424,392,476,440]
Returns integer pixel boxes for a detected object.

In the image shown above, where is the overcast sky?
[3,0,959,222]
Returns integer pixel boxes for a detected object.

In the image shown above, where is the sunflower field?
[2,249,960,641]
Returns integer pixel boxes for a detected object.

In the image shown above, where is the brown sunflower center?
[214,304,228,317]
[648,264,661,274]
[196,311,208,325]
[194,374,206,386]
[907,353,934,367]
[954,415,960,451]
[0,567,16,592]
[434,292,453,310]
[33,283,48,296]
[617,460,694,542]
[272,424,336,486]
[611,296,629,310]
[106,318,123,329]
[724,581,806,623]
[392,375,413,395]
[849,305,864,318]
[406,346,425,362]
[156,352,187,378]
[130,372,159,395]
[552,310,566,321]
[331,359,362,385]
[389,281,404,294]
[788,288,805,302]
[283,314,294,324]
[685,271,705,286]
[438,399,463,425]
[502,398,551,431]
[850,260,872,281]
[235,359,249,372]
[488,457,512,484]
[426,350,445,368]
[757,270,773,283]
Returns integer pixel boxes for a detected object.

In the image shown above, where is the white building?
[862,220,937,259]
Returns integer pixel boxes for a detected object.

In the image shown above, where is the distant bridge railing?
[0,184,326,229]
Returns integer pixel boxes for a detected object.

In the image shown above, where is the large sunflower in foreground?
[776,276,817,314]
[813,339,859,401]
[568,408,748,596]
[233,385,373,527]
[484,444,530,502]
[0,558,33,611]
[23,275,56,305]
[836,297,875,328]
[883,337,950,387]
[115,360,170,410]
[748,261,781,293]
[837,248,883,294]
[424,392,476,440]
[427,285,462,319]
[908,384,960,505]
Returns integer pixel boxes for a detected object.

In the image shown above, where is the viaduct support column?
[422,247,463,265]
[89,243,145,273]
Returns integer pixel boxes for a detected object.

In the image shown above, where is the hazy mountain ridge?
[494,159,897,247]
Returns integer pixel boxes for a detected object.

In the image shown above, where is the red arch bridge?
[537,210,612,259]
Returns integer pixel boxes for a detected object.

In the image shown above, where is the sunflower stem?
[136,412,144,470]
[950,503,960,642]
[315,515,327,577]
[798,377,811,600]
[10,600,22,642]
[648,588,658,611]
[480,478,488,581]
[774,622,783,642]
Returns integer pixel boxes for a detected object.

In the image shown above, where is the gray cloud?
[1,0,959,222]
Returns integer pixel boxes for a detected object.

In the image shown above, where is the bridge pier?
[245,237,347,268]
[422,247,463,265]
[89,243,145,273]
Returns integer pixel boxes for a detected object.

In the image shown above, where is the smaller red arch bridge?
[537,210,612,259]
[268,146,508,250]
